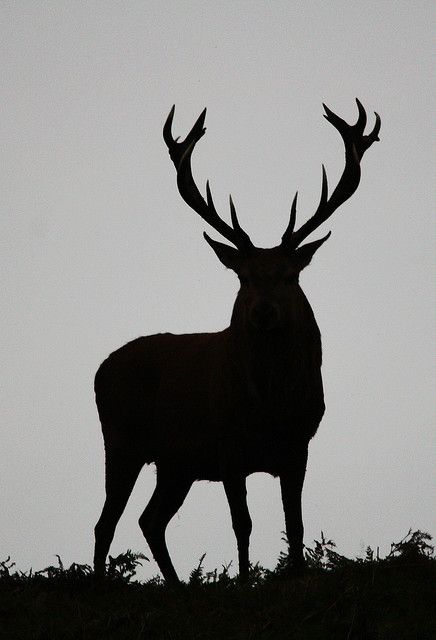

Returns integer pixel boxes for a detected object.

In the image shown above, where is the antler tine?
[229,195,252,247]
[284,100,380,249]
[163,106,207,167]
[163,106,253,251]
[281,192,298,245]
[355,98,367,134]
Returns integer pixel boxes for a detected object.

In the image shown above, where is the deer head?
[163,101,380,332]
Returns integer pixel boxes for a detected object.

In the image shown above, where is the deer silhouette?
[93,100,380,581]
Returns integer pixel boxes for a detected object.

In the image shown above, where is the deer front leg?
[223,475,252,581]
[279,443,308,573]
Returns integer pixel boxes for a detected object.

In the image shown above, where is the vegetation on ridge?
[1,529,434,639]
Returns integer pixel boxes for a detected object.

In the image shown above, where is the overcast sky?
[2,1,434,580]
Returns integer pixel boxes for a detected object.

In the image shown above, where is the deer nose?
[250,300,280,330]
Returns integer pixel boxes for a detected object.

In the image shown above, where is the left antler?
[281,99,381,249]
[163,106,253,251]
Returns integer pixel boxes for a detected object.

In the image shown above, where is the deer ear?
[203,232,242,271]
[294,232,331,270]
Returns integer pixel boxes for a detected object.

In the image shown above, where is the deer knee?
[138,511,152,537]
[139,510,164,544]
[94,514,114,545]
[233,511,252,542]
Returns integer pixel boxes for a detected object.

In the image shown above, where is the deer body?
[95,286,323,479]
[94,101,380,581]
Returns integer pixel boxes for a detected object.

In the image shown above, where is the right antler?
[281,99,381,249]
[163,106,253,251]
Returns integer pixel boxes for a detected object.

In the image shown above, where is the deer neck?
[225,289,321,401]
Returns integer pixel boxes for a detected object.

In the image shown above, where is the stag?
[94,100,380,582]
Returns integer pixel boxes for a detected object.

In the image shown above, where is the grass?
[0,530,434,639]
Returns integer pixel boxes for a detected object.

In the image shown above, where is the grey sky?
[2,1,434,580]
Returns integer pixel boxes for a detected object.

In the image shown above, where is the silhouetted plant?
[273,531,353,574]
[105,550,148,582]
[189,554,235,586]
[386,528,434,564]
[362,545,376,563]
[188,553,208,585]
[0,556,16,579]
[33,556,94,586]
[2,533,435,638]
[205,561,234,586]
[305,532,354,570]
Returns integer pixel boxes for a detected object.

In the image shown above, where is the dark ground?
[1,530,434,640]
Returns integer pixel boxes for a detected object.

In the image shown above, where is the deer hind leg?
[279,443,308,573]
[94,449,144,576]
[138,464,192,582]
[223,475,252,581]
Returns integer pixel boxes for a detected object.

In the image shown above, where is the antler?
[281,99,381,249]
[163,106,253,251]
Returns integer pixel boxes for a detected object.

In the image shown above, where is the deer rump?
[94,327,324,481]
